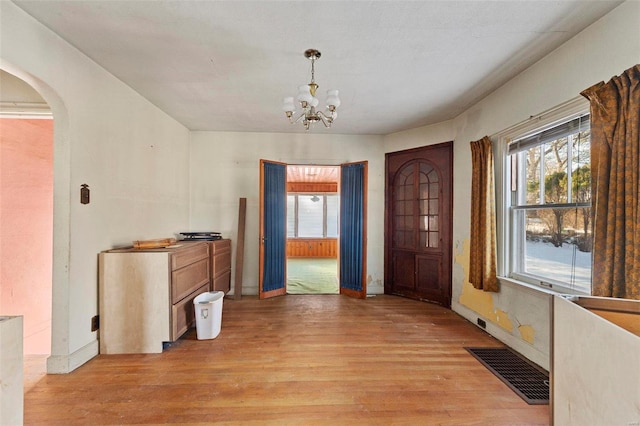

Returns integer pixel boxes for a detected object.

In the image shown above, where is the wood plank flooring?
[24,295,549,425]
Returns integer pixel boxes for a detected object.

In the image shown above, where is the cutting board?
[133,238,177,249]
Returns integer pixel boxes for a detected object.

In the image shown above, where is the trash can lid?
[193,291,224,304]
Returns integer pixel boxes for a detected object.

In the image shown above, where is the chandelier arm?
[316,111,332,128]
[291,111,307,125]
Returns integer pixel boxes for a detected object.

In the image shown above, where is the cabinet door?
[171,258,210,303]
[171,242,208,270]
[212,269,231,293]
[391,251,415,292]
[212,249,231,276]
[211,239,232,293]
[211,240,231,270]
[171,283,209,340]
[210,239,231,255]
[416,254,444,301]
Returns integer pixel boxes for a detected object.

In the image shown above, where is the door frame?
[259,160,368,299]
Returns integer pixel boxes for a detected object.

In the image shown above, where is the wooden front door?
[385,142,453,307]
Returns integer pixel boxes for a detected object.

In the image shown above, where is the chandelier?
[282,49,341,130]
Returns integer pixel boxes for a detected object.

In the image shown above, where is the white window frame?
[494,97,592,295]
[287,193,339,238]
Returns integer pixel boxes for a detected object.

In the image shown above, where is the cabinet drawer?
[172,258,210,303]
[210,239,231,255]
[171,243,208,270]
[213,250,231,275]
[171,283,209,340]
[212,269,231,293]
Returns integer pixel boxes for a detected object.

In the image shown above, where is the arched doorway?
[0,70,53,381]
[0,62,73,374]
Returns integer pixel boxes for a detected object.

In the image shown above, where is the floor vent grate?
[465,347,549,405]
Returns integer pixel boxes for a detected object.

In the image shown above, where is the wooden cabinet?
[98,242,210,354]
[209,239,232,293]
[183,239,231,293]
[385,143,453,307]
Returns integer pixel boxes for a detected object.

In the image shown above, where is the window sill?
[497,276,588,297]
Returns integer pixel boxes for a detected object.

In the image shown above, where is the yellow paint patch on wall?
[518,325,535,344]
[455,238,513,332]
[495,309,514,332]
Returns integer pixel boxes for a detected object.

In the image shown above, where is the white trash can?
[193,291,224,340]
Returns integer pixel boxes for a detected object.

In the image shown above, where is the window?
[498,98,592,294]
[287,194,339,238]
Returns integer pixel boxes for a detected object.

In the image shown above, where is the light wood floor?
[24,295,549,425]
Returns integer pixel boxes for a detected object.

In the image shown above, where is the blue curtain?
[263,162,286,292]
[340,163,364,291]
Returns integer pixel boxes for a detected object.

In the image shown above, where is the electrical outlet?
[91,315,99,332]
[477,318,486,329]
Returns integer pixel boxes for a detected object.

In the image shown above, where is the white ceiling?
[13,1,622,135]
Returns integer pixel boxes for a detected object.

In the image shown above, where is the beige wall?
[0,2,191,372]
[189,131,385,296]
[0,69,47,104]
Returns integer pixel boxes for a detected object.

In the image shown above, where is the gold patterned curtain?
[580,64,640,300]
[469,136,499,292]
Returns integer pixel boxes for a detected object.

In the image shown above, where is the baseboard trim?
[452,301,549,370]
[46,339,99,374]
[238,285,384,296]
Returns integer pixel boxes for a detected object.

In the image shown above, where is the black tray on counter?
[179,232,222,241]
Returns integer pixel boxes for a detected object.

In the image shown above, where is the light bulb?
[326,97,341,108]
[297,85,312,103]
[326,90,341,108]
[282,97,295,112]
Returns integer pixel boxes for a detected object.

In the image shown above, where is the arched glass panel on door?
[419,162,440,248]
[393,160,441,251]
[393,165,414,249]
